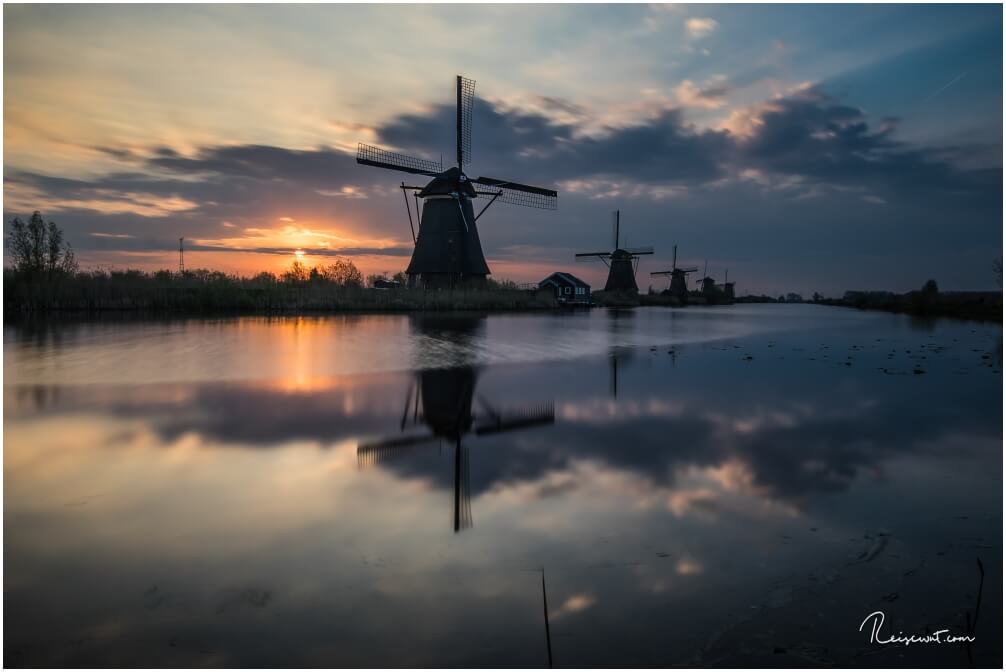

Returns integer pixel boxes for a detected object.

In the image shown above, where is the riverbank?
[820,290,1001,323]
[3,270,559,315]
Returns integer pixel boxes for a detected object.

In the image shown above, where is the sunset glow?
[3,4,1001,293]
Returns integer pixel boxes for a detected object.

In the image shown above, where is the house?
[372,278,402,289]
[539,272,591,305]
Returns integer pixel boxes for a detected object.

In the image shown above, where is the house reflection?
[358,315,555,532]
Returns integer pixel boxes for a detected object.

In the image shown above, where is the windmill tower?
[575,211,654,292]
[696,259,716,296]
[722,269,735,301]
[356,75,558,289]
[650,244,697,303]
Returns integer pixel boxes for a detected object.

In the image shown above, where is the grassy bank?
[820,290,1002,323]
[3,269,559,316]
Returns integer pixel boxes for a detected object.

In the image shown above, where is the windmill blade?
[456,75,475,169]
[473,176,557,210]
[612,210,620,249]
[357,433,438,466]
[475,402,555,435]
[625,246,654,255]
[453,439,472,532]
[357,143,443,177]
[681,267,698,273]
[476,394,502,424]
[575,252,612,262]
[650,270,674,277]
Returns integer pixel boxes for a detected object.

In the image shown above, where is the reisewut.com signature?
[859,611,976,646]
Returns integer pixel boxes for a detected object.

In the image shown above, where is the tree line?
[4,212,552,315]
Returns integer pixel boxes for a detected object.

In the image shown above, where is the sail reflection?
[358,315,555,531]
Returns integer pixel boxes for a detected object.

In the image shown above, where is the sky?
[3,3,1002,295]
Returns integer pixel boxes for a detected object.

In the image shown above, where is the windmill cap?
[418,166,477,198]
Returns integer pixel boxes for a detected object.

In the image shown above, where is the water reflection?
[3,307,1002,666]
[359,315,555,532]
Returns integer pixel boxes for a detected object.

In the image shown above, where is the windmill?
[696,259,716,295]
[722,268,736,301]
[356,75,558,289]
[357,366,554,532]
[650,244,697,302]
[575,210,654,292]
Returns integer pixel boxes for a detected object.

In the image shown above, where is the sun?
[294,249,306,260]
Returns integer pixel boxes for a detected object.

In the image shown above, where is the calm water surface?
[4,305,1002,667]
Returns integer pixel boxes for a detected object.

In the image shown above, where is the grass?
[3,268,559,316]
[820,290,1002,323]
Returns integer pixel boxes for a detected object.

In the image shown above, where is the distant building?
[539,272,591,305]
[372,278,402,289]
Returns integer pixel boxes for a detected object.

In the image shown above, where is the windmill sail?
[457,76,475,169]
[357,143,443,176]
[475,402,555,435]
[473,176,557,210]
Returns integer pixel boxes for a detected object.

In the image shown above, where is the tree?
[812,292,822,302]
[282,260,310,284]
[7,211,77,277]
[910,278,940,315]
[319,258,363,287]
[392,271,408,286]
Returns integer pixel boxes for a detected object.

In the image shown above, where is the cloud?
[549,594,596,620]
[90,232,135,239]
[674,76,730,109]
[4,85,998,285]
[685,17,718,39]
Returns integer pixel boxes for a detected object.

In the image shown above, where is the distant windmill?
[357,367,554,533]
[650,244,697,302]
[356,75,558,289]
[696,259,716,295]
[723,268,736,301]
[575,210,654,292]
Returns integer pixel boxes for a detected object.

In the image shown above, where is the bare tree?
[7,212,77,277]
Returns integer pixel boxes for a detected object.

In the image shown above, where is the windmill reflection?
[357,315,555,532]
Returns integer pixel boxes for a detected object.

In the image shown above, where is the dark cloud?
[3,86,999,291]
[737,89,1000,199]
[374,101,729,184]
[11,86,995,209]
[189,243,412,257]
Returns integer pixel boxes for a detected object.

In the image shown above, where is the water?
[4,305,1002,667]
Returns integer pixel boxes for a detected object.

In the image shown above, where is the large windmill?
[650,244,697,303]
[356,75,558,289]
[575,211,654,292]
[357,366,555,532]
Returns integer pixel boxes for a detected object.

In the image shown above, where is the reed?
[3,268,558,316]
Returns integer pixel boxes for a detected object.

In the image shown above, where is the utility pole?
[179,237,185,273]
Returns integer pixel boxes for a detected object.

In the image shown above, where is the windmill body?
[406,168,490,287]
[356,76,557,289]
[576,211,654,294]
[650,244,697,302]
[722,269,735,301]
